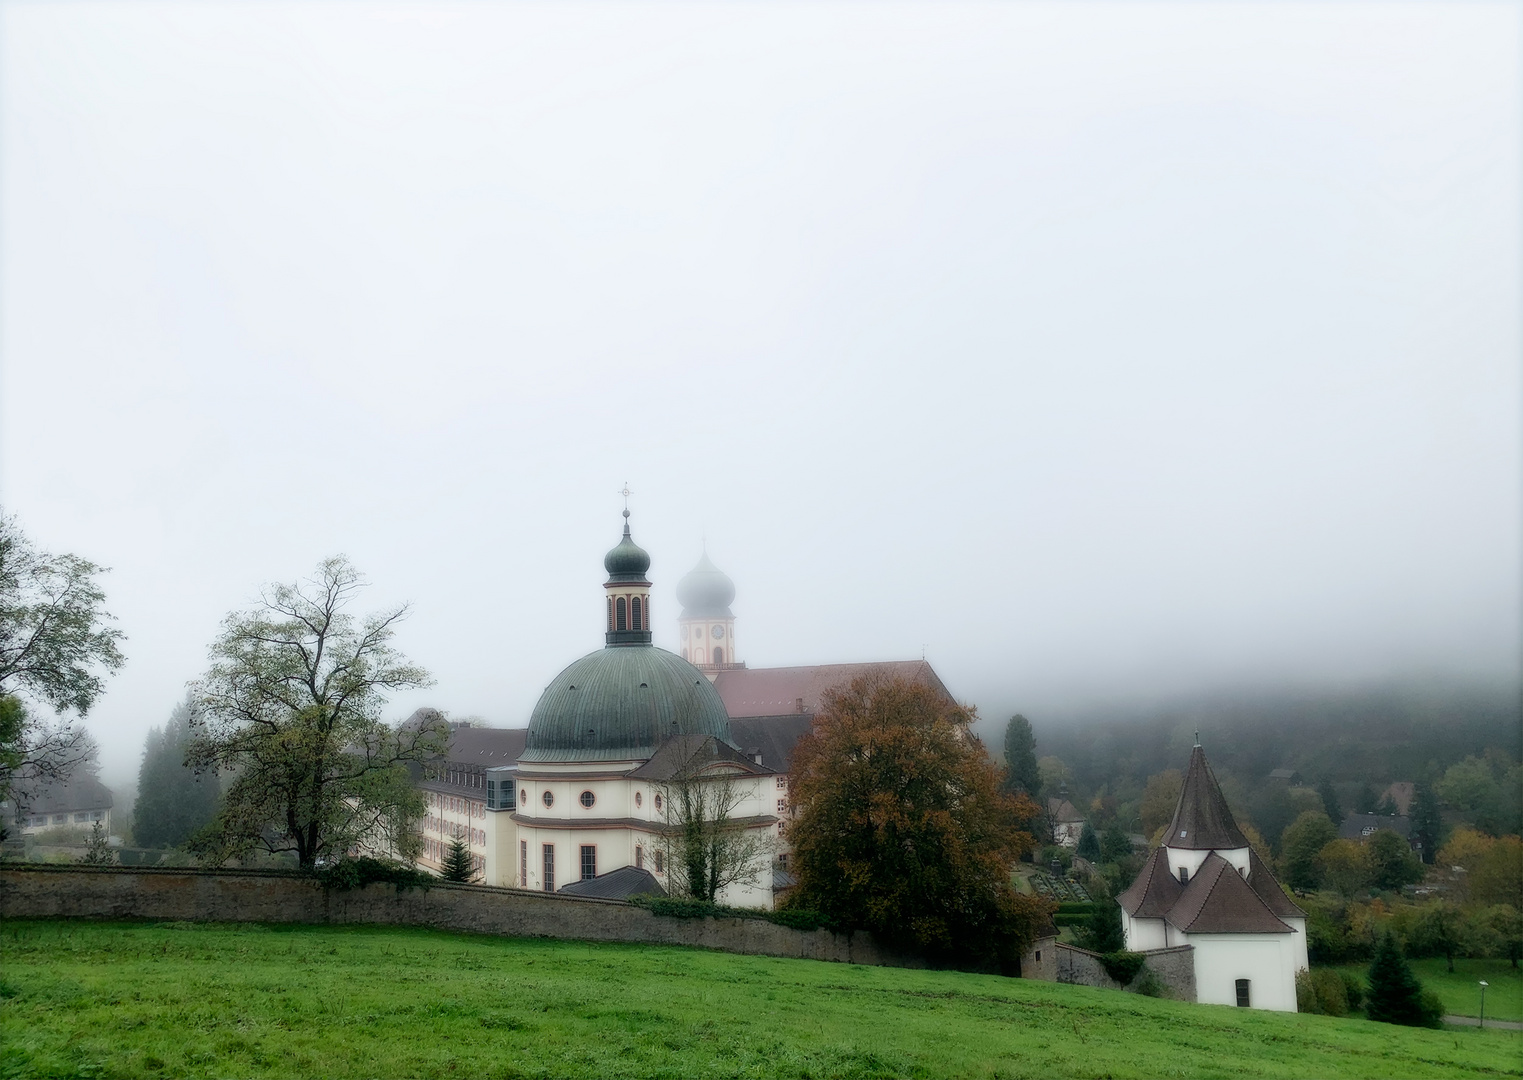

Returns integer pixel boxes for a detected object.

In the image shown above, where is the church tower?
[675,548,740,675]
[603,509,653,645]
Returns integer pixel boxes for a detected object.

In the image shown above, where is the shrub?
[314,857,432,893]
[628,894,840,933]
[1341,971,1364,1012]
[1098,951,1147,986]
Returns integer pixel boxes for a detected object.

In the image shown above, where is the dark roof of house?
[12,774,114,816]
[729,714,815,774]
[1165,746,1249,850]
[712,660,952,719]
[446,725,528,767]
[1118,847,1184,918]
[1047,798,1083,823]
[1339,814,1411,841]
[773,866,798,890]
[557,865,666,900]
[1267,768,1300,781]
[1164,853,1293,935]
[1247,846,1305,919]
[627,734,774,781]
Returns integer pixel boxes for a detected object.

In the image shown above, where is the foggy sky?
[2,2,1518,792]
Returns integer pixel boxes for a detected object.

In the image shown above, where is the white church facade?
[1118,742,1308,1011]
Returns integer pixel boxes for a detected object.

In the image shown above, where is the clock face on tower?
[711,625,724,639]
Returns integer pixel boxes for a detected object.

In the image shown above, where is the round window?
[542,790,554,808]
[580,790,595,809]
[654,793,663,812]
[634,791,643,809]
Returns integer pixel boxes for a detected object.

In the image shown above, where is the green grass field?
[1329,958,1523,1022]
[2,920,1517,1079]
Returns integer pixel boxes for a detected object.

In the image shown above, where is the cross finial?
[619,482,632,518]
[1194,729,1201,748]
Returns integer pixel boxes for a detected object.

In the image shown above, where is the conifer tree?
[1001,714,1041,798]
[1316,777,1343,826]
[1078,898,1126,954]
[1410,780,1442,864]
[441,837,477,883]
[1366,932,1440,1027]
[134,695,220,849]
[1076,821,1101,862]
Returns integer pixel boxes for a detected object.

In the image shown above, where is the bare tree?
[186,557,446,869]
[654,738,774,903]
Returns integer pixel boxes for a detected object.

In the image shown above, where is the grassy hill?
[1,920,1517,1079]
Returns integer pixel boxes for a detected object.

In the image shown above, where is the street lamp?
[1479,980,1488,1028]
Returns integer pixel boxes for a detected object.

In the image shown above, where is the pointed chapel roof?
[1165,853,1294,935]
[1117,846,1184,919]
[1165,744,1249,850]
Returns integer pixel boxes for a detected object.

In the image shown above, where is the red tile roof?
[712,660,952,719]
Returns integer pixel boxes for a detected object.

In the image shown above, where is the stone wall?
[1055,942,1196,1001]
[0,865,920,968]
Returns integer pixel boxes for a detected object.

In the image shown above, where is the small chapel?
[1117,740,1308,1011]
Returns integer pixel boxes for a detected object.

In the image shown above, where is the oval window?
[542,790,554,808]
[654,793,663,812]
[635,791,643,809]
[580,790,595,809]
[519,788,528,806]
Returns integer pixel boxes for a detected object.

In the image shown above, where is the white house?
[1118,742,1308,1012]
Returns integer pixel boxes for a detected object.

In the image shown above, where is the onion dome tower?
[520,511,734,763]
[676,547,740,673]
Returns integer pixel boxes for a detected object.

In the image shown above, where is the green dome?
[604,512,651,583]
[522,646,734,762]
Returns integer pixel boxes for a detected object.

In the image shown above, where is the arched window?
[713,646,724,666]
[682,648,689,661]
[607,597,614,630]
[615,596,627,630]
[635,845,644,869]
[631,596,642,631]
[653,850,665,873]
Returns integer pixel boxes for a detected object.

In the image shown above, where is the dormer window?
[1178,866,1190,884]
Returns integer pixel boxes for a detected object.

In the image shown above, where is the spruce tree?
[1076,821,1100,862]
[1078,899,1126,954]
[134,695,220,849]
[1366,932,1428,1026]
[1316,777,1343,826]
[441,837,477,883]
[1002,714,1041,798]
[1410,780,1442,864]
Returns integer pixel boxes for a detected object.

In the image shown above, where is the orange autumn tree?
[786,673,1050,971]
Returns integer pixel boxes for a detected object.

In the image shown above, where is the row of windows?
[519,841,666,890]
[422,817,484,846]
[520,788,663,813]
[427,792,483,817]
[682,647,727,665]
[420,837,484,869]
[28,811,104,827]
[607,595,649,632]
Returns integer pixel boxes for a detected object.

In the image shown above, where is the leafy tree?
[1139,769,1182,839]
[78,819,114,865]
[1280,811,1338,893]
[1001,714,1040,798]
[134,694,220,849]
[1316,777,1343,826]
[1409,780,1443,865]
[1408,902,1462,972]
[1367,829,1424,892]
[0,514,125,808]
[1436,756,1505,833]
[186,557,447,869]
[1076,821,1100,862]
[1365,933,1442,1027]
[787,673,1049,969]
[1469,835,1522,909]
[1436,827,1494,873]
[441,837,477,883]
[1316,839,1372,900]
